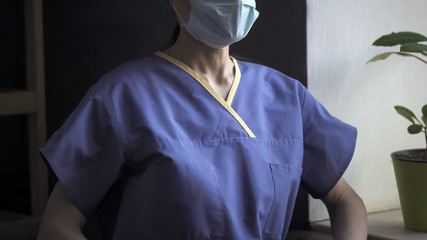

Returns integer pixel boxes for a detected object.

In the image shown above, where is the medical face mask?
[174,0,259,49]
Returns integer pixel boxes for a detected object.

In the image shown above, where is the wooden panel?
[0,91,38,116]
[28,111,48,218]
[0,0,47,238]
[25,0,48,217]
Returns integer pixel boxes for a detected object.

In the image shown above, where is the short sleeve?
[300,89,357,199]
[40,84,126,217]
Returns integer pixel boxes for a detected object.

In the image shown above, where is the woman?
[37,0,367,239]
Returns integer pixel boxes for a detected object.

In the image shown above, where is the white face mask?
[174,0,260,49]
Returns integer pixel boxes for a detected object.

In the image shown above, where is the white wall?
[307,0,427,221]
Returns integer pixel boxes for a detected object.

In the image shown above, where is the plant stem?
[392,52,427,64]
[425,128,427,158]
[415,117,424,126]
[416,56,427,64]
[410,54,427,64]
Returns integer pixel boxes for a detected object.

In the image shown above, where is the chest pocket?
[263,163,303,238]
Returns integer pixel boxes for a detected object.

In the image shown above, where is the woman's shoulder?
[88,54,173,95]
[100,55,165,84]
[236,58,306,93]
[73,54,169,108]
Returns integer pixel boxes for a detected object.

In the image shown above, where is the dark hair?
[161,24,180,50]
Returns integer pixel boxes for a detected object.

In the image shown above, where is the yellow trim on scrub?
[155,51,256,138]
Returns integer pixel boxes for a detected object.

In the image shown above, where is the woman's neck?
[165,28,234,87]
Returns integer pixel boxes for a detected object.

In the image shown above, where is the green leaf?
[395,52,416,57]
[422,52,427,57]
[367,52,394,63]
[367,52,427,64]
[373,32,427,46]
[395,105,416,124]
[401,43,427,53]
[422,104,427,125]
[407,124,423,134]
[422,104,427,117]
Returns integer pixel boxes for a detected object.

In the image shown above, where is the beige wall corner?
[307,0,427,222]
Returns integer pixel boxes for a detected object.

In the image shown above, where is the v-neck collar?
[156,51,240,105]
[155,51,255,138]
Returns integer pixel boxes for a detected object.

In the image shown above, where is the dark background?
[1,0,308,230]
[0,0,30,215]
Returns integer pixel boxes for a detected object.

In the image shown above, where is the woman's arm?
[37,181,87,240]
[321,177,368,240]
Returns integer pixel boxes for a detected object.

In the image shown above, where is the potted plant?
[368,31,427,232]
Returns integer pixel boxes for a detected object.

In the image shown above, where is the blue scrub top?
[40,52,357,240]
